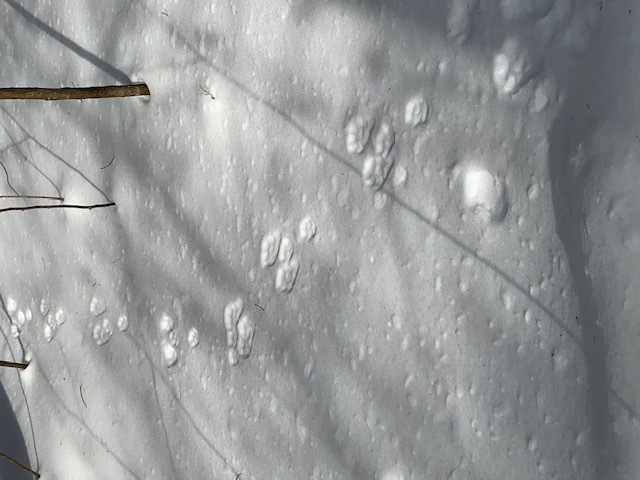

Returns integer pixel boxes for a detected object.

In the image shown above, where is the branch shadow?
[3,0,133,85]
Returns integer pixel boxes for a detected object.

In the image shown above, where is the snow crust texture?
[0,0,636,479]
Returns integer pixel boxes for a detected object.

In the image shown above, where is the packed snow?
[1,0,639,479]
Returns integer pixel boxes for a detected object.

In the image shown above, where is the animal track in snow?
[275,258,300,293]
[161,340,178,368]
[278,236,294,263]
[224,298,243,348]
[362,155,394,190]
[236,314,255,358]
[187,327,199,348]
[117,314,129,332]
[6,296,17,315]
[54,308,66,326]
[92,318,113,346]
[297,216,317,243]
[224,298,254,365]
[260,230,281,268]
[158,314,174,334]
[345,114,373,154]
[89,296,107,316]
[373,122,395,158]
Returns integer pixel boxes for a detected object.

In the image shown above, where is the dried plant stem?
[0,195,64,201]
[0,360,29,369]
[0,451,40,478]
[0,202,116,214]
[0,84,150,101]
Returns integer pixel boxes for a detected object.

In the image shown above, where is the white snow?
[0,1,637,479]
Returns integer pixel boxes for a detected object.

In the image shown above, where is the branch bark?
[0,84,150,101]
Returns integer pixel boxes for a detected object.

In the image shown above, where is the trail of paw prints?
[5,295,33,339]
[344,108,417,209]
[260,216,316,294]
[223,298,254,367]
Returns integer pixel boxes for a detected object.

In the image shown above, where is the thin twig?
[0,161,20,195]
[446,459,463,480]
[199,86,215,101]
[0,84,150,101]
[100,156,115,169]
[0,202,116,214]
[0,451,40,478]
[0,360,29,369]
[80,385,87,408]
[0,195,64,201]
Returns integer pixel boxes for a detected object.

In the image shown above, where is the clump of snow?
[492,38,543,95]
[404,96,429,127]
[453,163,508,223]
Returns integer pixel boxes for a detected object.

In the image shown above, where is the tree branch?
[0,84,150,101]
[0,202,116,214]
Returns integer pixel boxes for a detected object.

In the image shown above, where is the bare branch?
[0,84,150,101]
[0,451,40,478]
[0,360,29,369]
[0,202,115,214]
[0,195,64,201]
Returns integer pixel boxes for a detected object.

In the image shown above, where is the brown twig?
[0,84,150,101]
[0,195,64,201]
[0,202,116,214]
[0,360,29,369]
[199,86,215,101]
[0,451,40,478]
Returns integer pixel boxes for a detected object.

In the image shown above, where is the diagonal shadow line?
[0,137,28,156]
[147,362,179,479]
[0,295,40,472]
[128,334,240,478]
[0,108,111,201]
[2,0,132,85]
[35,364,140,479]
[386,192,583,345]
[164,21,640,424]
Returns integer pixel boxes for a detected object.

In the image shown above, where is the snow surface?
[0,0,638,479]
